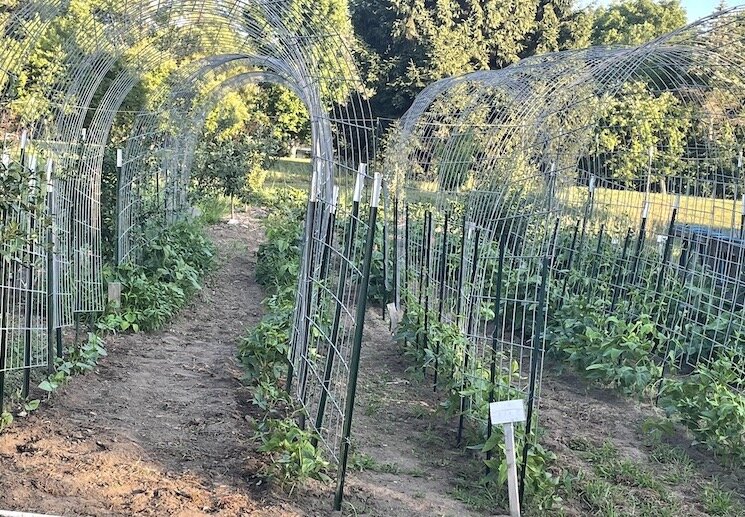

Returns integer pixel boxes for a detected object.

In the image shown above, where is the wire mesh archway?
[0,0,381,506]
[383,5,745,496]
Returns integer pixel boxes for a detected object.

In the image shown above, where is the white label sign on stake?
[489,399,526,425]
[489,399,527,517]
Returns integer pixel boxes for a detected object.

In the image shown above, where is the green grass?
[564,186,744,234]
[265,157,311,191]
[702,481,745,516]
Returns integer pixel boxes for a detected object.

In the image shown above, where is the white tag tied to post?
[589,175,596,194]
[29,154,37,172]
[20,130,28,150]
[1,154,9,168]
[354,163,367,203]
[642,201,650,220]
[371,172,382,208]
[117,149,123,168]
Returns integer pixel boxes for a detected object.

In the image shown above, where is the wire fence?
[2,0,745,511]
[382,6,745,501]
[0,0,378,508]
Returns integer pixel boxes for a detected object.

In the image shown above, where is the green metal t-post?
[114,149,123,266]
[333,172,383,511]
[45,159,57,372]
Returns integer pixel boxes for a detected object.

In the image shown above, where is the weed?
[701,481,745,516]
[255,415,330,486]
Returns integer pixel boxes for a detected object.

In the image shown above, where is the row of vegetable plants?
[391,198,745,510]
[237,188,333,486]
[1,213,217,433]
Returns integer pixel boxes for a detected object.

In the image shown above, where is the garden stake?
[486,232,507,469]
[418,211,428,305]
[318,187,339,282]
[22,149,35,398]
[457,227,480,446]
[381,180,388,321]
[560,220,580,300]
[610,227,633,312]
[433,211,449,391]
[628,201,649,289]
[334,173,382,511]
[393,197,399,309]
[654,196,679,298]
[455,214,468,320]
[0,147,11,403]
[586,224,605,300]
[45,159,56,372]
[404,203,410,296]
[422,210,432,377]
[650,196,680,360]
[451,216,468,383]
[114,149,123,265]
[312,170,364,446]
[519,255,549,506]
[416,210,429,352]
[0,208,8,404]
[549,217,561,268]
[403,203,409,350]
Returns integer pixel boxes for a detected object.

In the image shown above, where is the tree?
[595,81,691,193]
[591,0,686,46]
[352,0,595,119]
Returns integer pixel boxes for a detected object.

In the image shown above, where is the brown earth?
[0,210,483,517]
[0,209,742,517]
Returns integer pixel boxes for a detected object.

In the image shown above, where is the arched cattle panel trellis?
[385,6,745,500]
[0,0,379,506]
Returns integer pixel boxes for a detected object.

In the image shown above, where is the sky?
[578,1,729,22]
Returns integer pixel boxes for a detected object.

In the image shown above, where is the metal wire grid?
[0,143,51,398]
[289,162,378,461]
[384,8,745,455]
[1,1,379,506]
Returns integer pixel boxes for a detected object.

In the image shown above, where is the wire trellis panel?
[0,0,380,508]
[383,7,745,496]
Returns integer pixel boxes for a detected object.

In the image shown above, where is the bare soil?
[0,211,479,517]
[0,209,742,516]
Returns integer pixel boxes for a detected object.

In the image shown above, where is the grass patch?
[265,157,311,190]
[702,481,745,517]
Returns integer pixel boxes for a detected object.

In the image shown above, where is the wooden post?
[490,399,527,517]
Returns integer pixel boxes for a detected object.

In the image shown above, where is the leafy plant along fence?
[383,7,745,500]
[0,0,381,507]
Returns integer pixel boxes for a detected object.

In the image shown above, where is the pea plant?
[396,295,559,508]
[660,350,745,463]
[240,199,329,485]
[99,220,215,333]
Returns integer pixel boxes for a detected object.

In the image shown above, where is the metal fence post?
[333,172,383,511]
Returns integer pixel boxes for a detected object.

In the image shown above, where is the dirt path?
[0,211,477,517]
[0,211,303,516]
